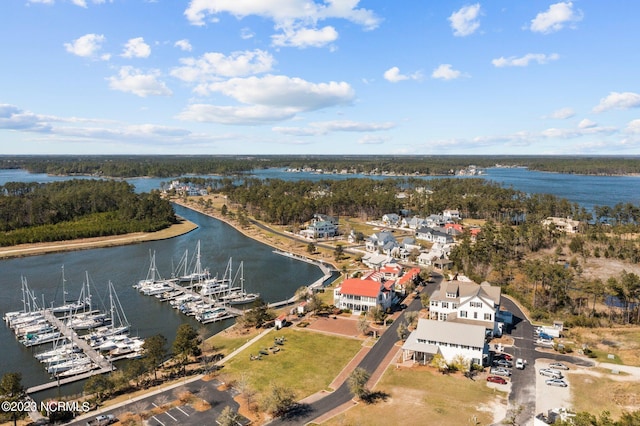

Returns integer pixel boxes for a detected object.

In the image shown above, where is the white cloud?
[273,120,395,136]
[448,3,481,37]
[71,0,87,7]
[176,104,300,125]
[64,33,107,59]
[530,1,582,34]
[272,25,338,48]
[578,119,597,129]
[171,49,275,83]
[122,37,151,58]
[0,104,51,132]
[383,66,422,83]
[541,124,616,139]
[546,107,575,119]
[184,0,381,30]
[240,27,254,39]
[174,39,193,51]
[177,75,354,125]
[206,75,354,109]
[358,135,389,145]
[593,92,640,113]
[625,119,640,134]
[492,53,559,67]
[107,66,172,97]
[431,64,464,80]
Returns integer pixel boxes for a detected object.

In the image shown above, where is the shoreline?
[0,217,198,260]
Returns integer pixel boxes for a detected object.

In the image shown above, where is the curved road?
[268,275,441,425]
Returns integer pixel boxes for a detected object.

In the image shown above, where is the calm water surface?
[0,204,322,398]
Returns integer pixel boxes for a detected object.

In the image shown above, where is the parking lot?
[535,359,572,415]
[147,403,198,426]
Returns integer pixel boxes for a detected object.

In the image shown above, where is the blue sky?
[2,1,640,155]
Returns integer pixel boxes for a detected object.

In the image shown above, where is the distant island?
[1,154,640,178]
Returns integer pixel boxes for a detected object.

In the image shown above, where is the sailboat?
[199,257,232,297]
[176,240,210,283]
[220,261,260,305]
[85,281,130,346]
[50,266,91,314]
[134,251,176,295]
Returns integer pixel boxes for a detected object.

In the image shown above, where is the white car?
[549,362,569,370]
[546,378,568,387]
[515,358,525,369]
[490,367,512,377]
[539,368,563,378]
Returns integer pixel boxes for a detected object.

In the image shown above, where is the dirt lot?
[305,315,363,339]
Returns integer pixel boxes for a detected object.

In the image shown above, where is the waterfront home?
[542,217,581,234]
[360,252,394,269]
[429,276,502,337]
[275,313,288,329]
[333,278,393,313]
[299,216,338,240]
[401,319,488,369]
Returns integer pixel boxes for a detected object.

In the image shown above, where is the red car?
[487,375,507,385]
[496,353,513,361]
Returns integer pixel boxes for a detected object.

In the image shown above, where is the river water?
[0,202,322,398]
[1,166,639,397]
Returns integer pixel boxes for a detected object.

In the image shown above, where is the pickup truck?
[86,414,115,426]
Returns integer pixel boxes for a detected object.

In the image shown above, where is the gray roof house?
[401,319,488,368]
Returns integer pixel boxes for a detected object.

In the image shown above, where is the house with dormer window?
[333,277,393,313]
[415,227,454,244]
[428,276,502,336]
[365,231,398,254]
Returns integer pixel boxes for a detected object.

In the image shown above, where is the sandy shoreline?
[0,217,199,260]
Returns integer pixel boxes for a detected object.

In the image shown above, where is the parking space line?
[176,406,190,416]
[164,410,178,421]
[151,416,165,426]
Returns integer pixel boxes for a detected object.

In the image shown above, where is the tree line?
[0,179,176,246]
[3,155,640,178]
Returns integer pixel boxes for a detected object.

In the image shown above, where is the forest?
[0,179,176,246]
[202,176,640,326]
[2,154,640,178]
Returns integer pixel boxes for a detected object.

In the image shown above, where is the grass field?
[205,326,263,357]
[323,366,507,426]
[570,373,639,419]
[216,327,363,399]
[567,327,640,366]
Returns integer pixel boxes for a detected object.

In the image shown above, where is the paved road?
[268,273,442,425]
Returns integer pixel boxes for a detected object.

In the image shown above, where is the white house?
[333,278,393,313]
[429,278,502,336]
[401,216,425,230]
[382,213,401,227]
[415,227,454,244]
[401,319,488,368]
[365,231,398,254]
[542,217,580,234]
[443,209,461,221]
[299,218,338,240]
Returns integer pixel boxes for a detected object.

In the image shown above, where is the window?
[484,313,492,321]
[474,312,478,319]
[470,301,483,308]
[441,302,449,309]
[459,311,467,318]
[439,313,448,321]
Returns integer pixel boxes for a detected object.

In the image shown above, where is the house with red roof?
[333,277,393,313]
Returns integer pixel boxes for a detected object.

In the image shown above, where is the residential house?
[395,267,421,295]
[425,214,446,228]
[365,231,398,254]
[428,277,502,336]
[401,319,488,368]
[401,216,426,230]
[299,217,338,240]
[333,278,393,313]
[382,213,401,227]
[542,217,580,234]
[360,252,394,269]
[443,209,461,221]
[415,227,454,244]
[275,313,288,329]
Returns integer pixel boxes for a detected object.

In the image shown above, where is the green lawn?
[205,327,263,357]
[217,327,362,399]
